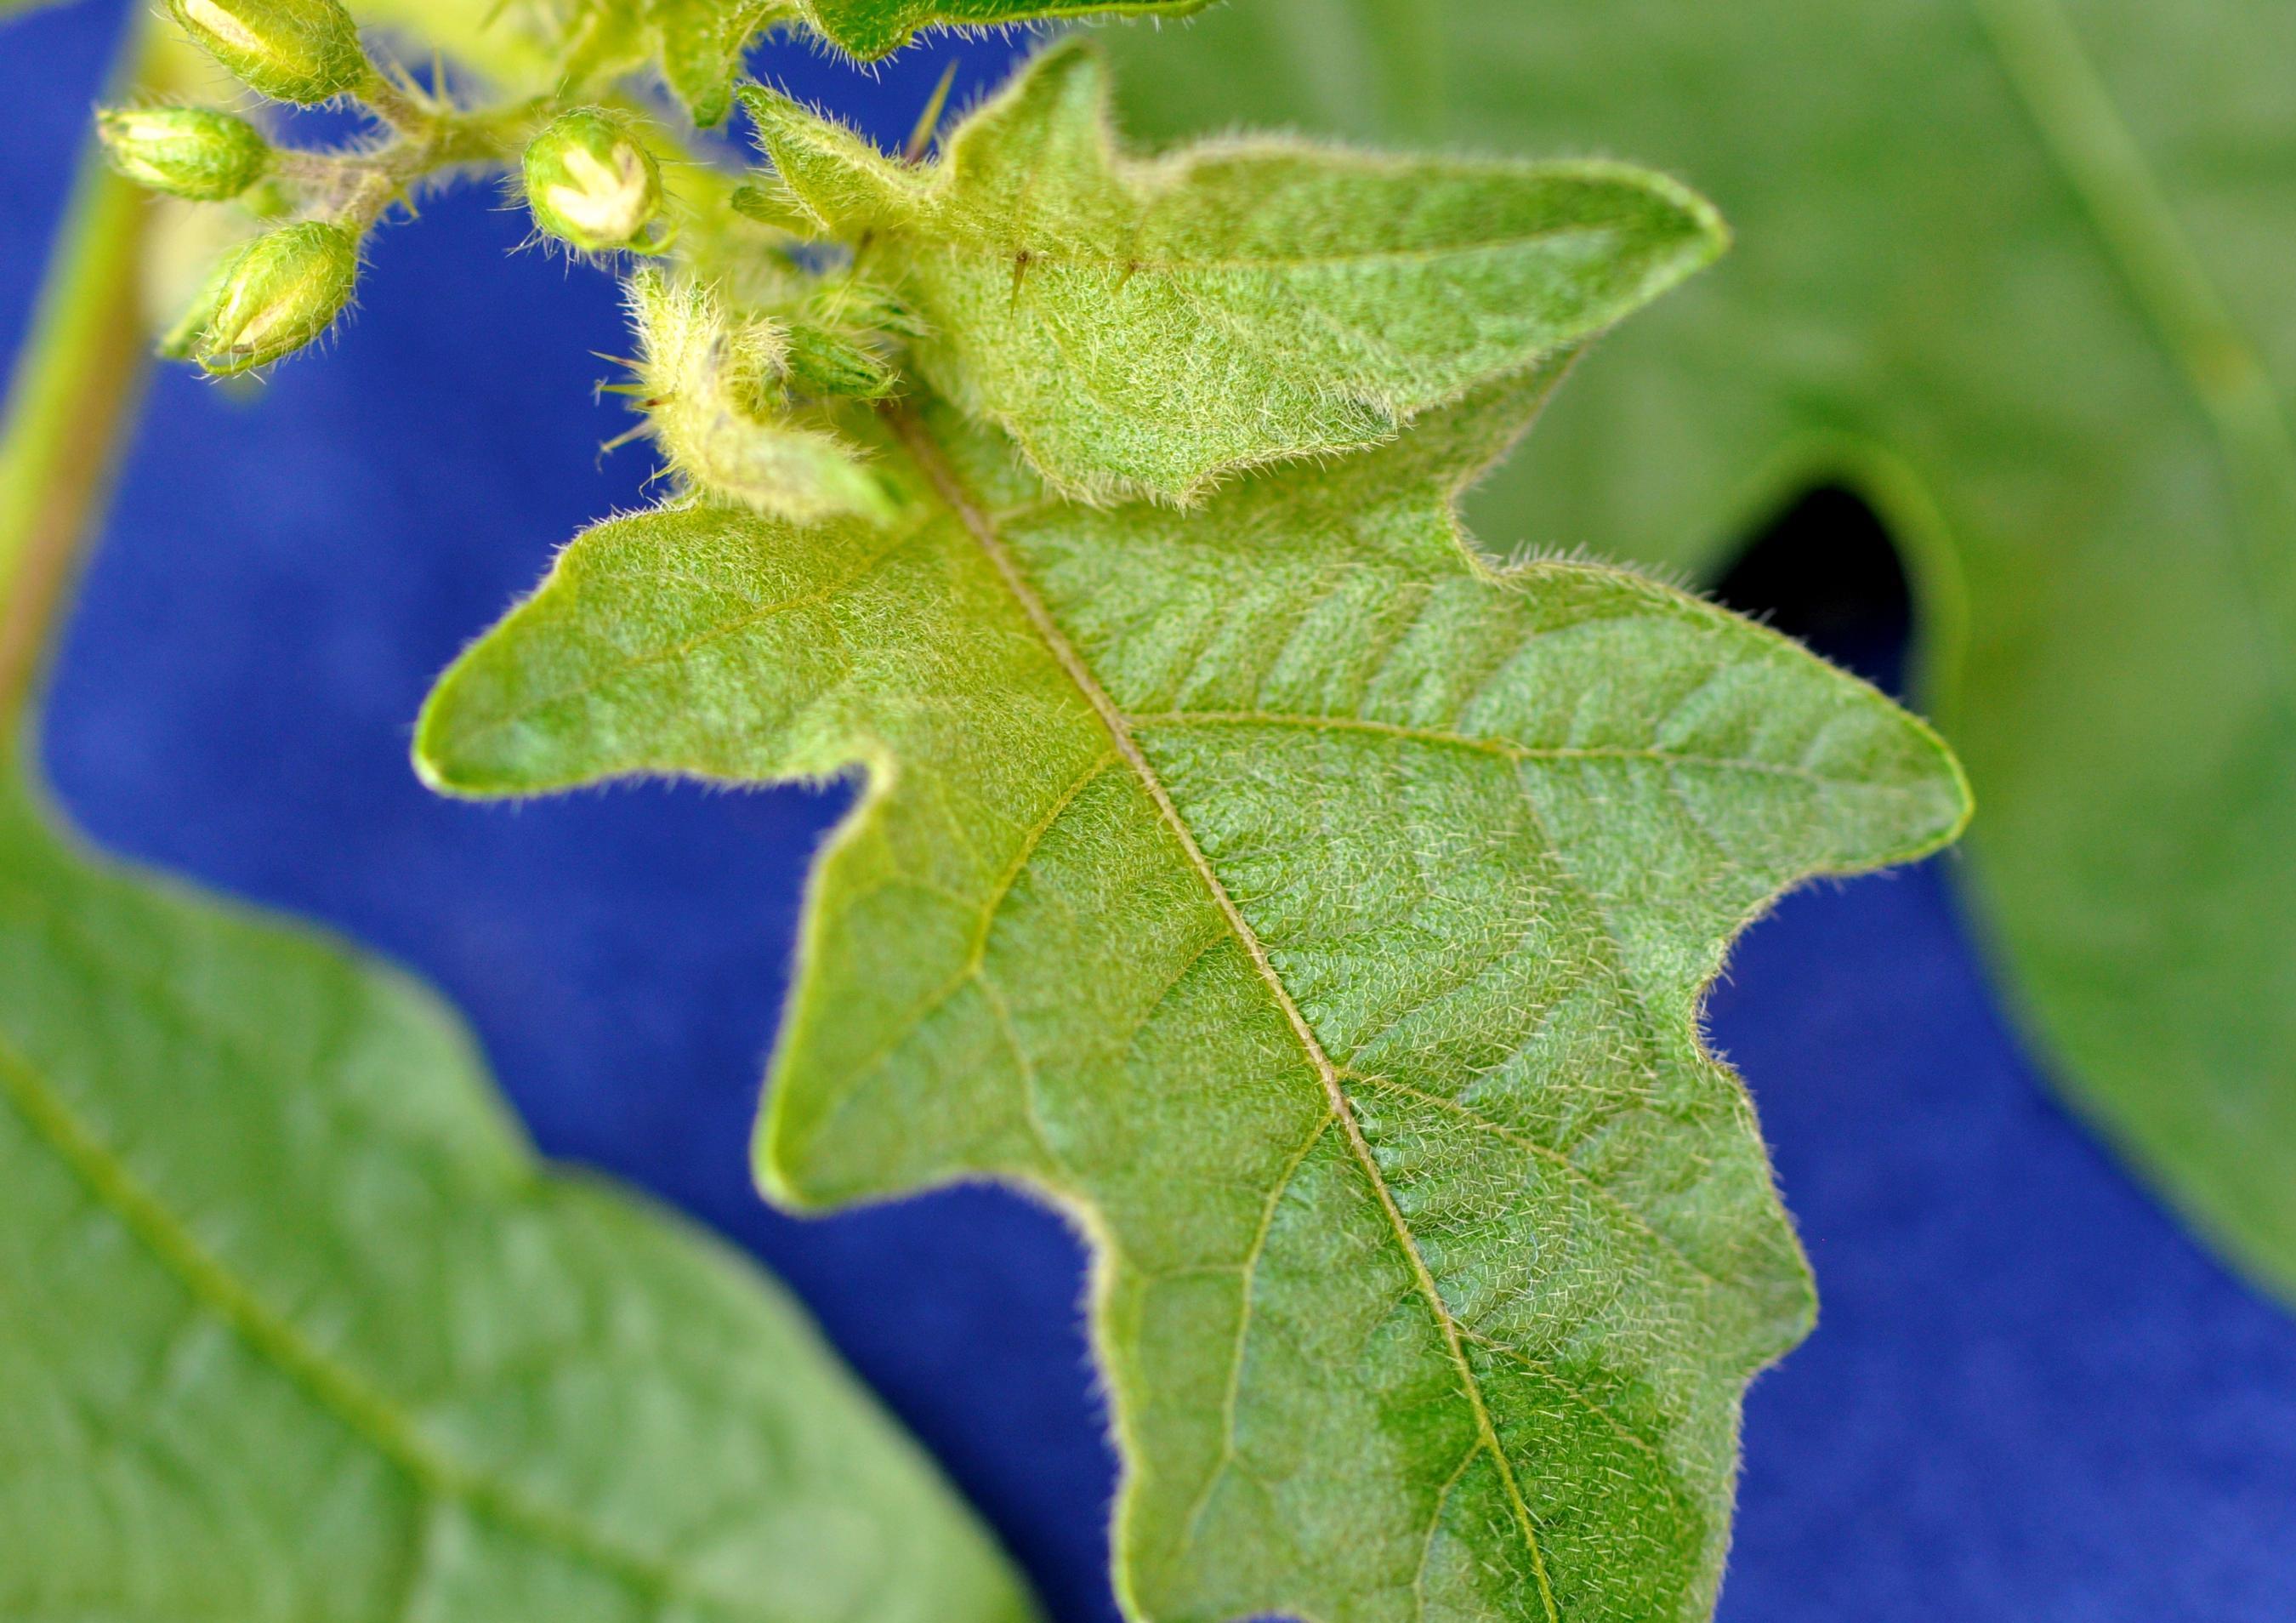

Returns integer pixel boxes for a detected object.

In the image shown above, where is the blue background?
[6,5,2294,1618]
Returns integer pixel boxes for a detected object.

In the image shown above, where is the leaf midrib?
[0,916,776,1623]
[885,403,1566,1623]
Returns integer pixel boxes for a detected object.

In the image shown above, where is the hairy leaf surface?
[798,0,1206,62]
[743,43,1725,502]
[651,0,778,124]
[1111,0,2296,1301]
[0,772,1032,1623]
[418,370,1970,1622]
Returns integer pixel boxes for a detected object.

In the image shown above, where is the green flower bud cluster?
[523,110,666,254]
[165,0,371,105]
[99,107,273,202]
[178,221,360,375]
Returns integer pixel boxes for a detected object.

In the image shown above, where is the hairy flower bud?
[523,110,664,253]
[166,0,367,105]
[196,220,357,374]
[99,106,271,202]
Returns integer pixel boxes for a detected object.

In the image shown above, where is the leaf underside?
[0,773,1031,1623]
[1110,0,2296,1303]
[418,370,1969,1622]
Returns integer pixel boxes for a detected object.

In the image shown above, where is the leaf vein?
[889,402,1565,1623]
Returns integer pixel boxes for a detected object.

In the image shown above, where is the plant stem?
[0,147,151,755]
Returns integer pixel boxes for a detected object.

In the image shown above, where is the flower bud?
[524,110,664,253]
[196,220,358,374]
[99,106,271,202]
[782,323,897,399]
[166,0,368,105]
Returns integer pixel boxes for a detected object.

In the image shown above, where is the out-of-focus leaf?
[0,768,1036,1623]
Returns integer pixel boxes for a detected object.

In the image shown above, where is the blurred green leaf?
[0,769,1034,1623]
[1112,0,2296,1303]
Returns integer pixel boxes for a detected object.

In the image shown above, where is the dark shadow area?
[1713,486,1913,697]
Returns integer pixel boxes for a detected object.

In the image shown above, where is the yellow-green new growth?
[627,270,895,525]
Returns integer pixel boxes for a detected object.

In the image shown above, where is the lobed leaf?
[417,372,1969,1622]
[742,43,1727,503]
[0,772,1033,1623]
[1110,0,2296,1301]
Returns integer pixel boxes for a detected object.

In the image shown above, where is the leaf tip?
[753,1076,837,1213]
[1634,165,1731,291]
[409,653,542,800]
[1904,705,1978,857]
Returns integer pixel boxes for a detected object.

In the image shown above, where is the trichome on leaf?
[412,43,1973,1623]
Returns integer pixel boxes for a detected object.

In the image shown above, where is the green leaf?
[1108,0,2296,1304]
[416,367,1969,1621]
[741,42,1728,503]
[651,0,779,126]
[795,0,1207,64]
[0,770,1034,1623]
